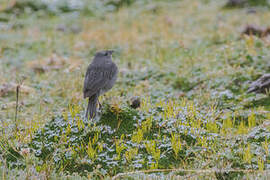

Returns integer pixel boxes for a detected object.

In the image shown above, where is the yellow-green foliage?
[258,156,264,171]
[145,140,161,167]
[131,128,144,144]
[163,100,176,119]
[76,116,84,131]
[206,121,219,134]
[237,121,248,135]
[125,148,138,162]
[141,116,152,133]
[115,134,126,160]
[243,144,252,164]
[262,138,269,155]
[171,133,182,157]
[141,97,151,112]
[87,141,96,160]
[248,112,256,129]
[221,113,233,135]
[87,132,100,160]
[198,136,207,148]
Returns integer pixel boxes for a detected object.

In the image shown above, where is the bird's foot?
[98,99,103,110]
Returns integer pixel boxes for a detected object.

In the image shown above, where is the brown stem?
[15,84,20,132]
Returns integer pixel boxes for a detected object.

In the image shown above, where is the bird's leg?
[98,98,103,110]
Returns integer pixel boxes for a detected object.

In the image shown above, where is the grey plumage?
[83,50,118,119]
[247,74,270,94]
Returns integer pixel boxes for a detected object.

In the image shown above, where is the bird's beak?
[108,50,114,55]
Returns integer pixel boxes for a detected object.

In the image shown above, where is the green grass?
[1,0,270,179]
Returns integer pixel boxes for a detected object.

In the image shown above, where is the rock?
[56,24,67,32]
[70,24,81,34]
[241,25,266,37]
[26,54,67,73]
[56,24,81,34]
[247,74,270,94]
[130,96,140,109]
[225,0,247,7]
[225,0,269,8]
[1,101,24,110]
[265,27,270,36]
[0,82,35,97]
[176,91,185,98]
[246,8,257,14]
[164,16,173,26]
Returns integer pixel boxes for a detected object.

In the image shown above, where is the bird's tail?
[85,94,98,120]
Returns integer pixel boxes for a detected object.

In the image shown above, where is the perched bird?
[83,50,118,119]
[247,74,270,94]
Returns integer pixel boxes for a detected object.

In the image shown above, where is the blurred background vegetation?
[1,0,270,179]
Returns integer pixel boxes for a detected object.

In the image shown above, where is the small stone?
[56,24,67,32]
[70,24,81,34]
[177,91,185,98]
[246,8,256,14]
[241,25,265,37]
[225,0,247,8]
[130,96,140,109]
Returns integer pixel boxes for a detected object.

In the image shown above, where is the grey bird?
[83,50,118,119]
[247,74,270,94]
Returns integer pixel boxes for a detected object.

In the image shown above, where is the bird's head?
[95,50,114,59]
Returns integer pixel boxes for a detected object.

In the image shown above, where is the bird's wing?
[261,74,270,84]
[83,63,117,98]
[261,76,270,91]
[247,74,270,93]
